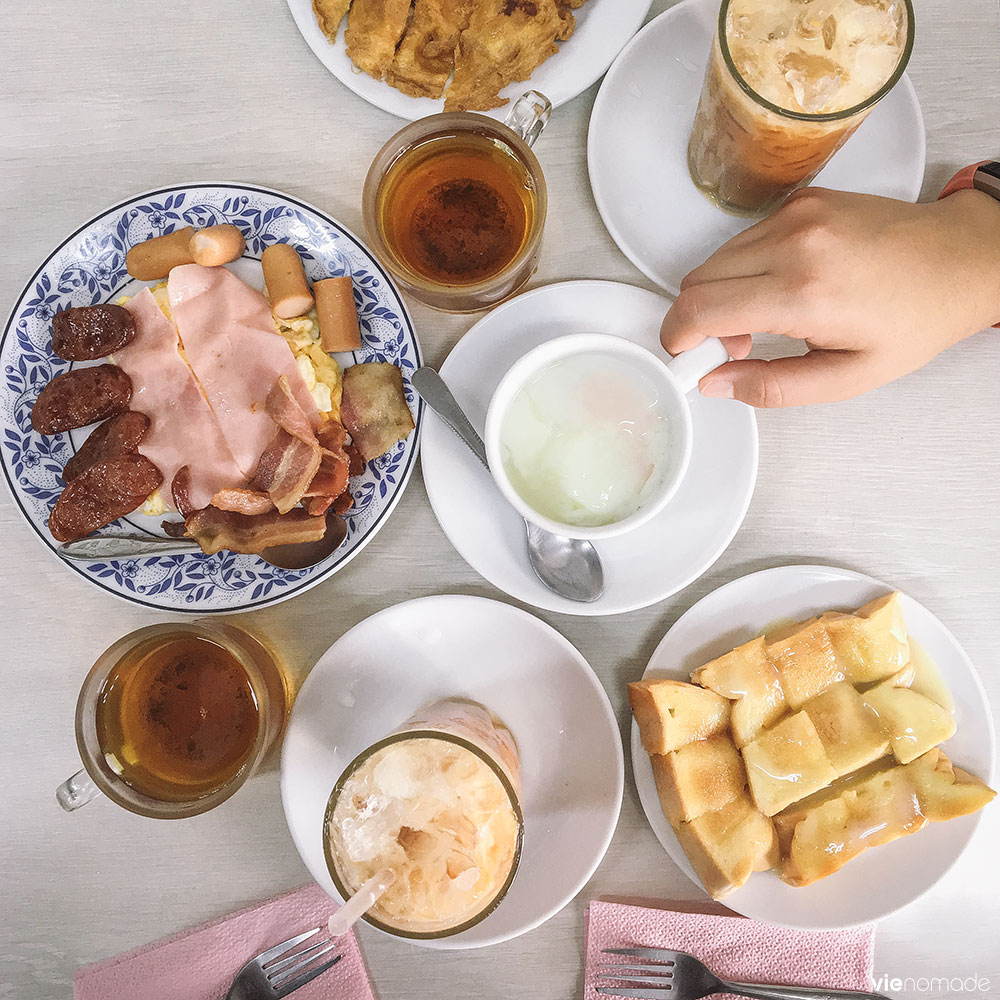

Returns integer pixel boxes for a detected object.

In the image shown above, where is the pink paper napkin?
[584,900,875,1000]
[75,882,374,1000]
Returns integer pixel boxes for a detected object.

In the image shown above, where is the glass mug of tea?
[363,91,551,313]
[56,622,289,819]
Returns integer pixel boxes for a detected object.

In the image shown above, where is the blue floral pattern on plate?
[1,183,423,613]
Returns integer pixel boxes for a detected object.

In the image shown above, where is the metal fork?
[225,927,342,999]
[596,948,893,1000]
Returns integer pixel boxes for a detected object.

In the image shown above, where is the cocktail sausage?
[262,244,315,319]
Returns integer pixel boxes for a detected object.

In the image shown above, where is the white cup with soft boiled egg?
[484,334,731,540]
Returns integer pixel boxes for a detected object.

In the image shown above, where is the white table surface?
[2,2,999,998]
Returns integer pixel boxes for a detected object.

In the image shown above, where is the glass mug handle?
[503,91,552,148]
[56,768,101,812]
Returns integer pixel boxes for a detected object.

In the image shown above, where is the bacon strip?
[340,362,414,461]
[306,448,349,500]
[345,442,365,477]
[266,375,318,445]
[303,495,335,516]
[182,507,328,555]
[317,421,348,454]
[252,430,322,514]
[210,488,275,515]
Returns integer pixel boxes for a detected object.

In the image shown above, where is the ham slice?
[118,289,245,510]
[167,264,319,477]
[182,507,327,555]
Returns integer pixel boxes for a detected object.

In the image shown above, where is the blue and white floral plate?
[1,183,422,613]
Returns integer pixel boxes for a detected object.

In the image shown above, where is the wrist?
[935,189,1000,338]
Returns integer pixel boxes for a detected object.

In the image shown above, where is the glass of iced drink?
[688,0,914,216]
[323,699,523,938]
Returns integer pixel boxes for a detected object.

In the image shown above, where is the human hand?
[660,187,1000,407]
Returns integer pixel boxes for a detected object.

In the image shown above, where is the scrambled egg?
[273,309,343,423]
[115,282,342,517]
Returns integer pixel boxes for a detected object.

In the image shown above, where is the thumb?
[698,351,876,408]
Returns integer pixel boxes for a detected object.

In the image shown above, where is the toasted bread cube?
[861,685,956,765]
[764,616,819,643]
[629,679,730,756]
[780,766,926,886]
[802,683,890,776]
[778,795,851,886]
[766,620,844,709]
[675,791,778,899]
[867,664,916,691]
[742,711,838,816]
[651,734,745,824]
[821,593,910,684]
[691,637,787,747]
[905,748,996,821]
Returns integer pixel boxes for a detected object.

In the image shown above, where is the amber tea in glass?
[364,91,550,313]
[376,132,536,288]
[57,622,288,818]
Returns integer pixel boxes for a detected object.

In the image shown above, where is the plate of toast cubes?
[629,564,996,929]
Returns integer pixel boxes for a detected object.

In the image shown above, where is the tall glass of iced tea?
[688,0,914,216]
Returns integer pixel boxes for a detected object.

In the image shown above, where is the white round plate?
[588,0,927,296]
[280,594,624,948]
[420,281,758,616]
[0,183,422,613]
[632,564,996,929]
[285,0,653,121]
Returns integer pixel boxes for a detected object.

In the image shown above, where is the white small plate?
[588,0,927,296]
[632,564,996,929]
[285,0,652,121]
[280,594,624,949]
[420,281,758,616]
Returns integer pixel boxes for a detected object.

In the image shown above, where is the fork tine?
[255,928,323,966]
[274,953,343,998]
[603,948,685,962]
[595,989,674,998]
[596,973,674,984]
[270,942,341,987]
[265,937,335,975]
[598,962,675,974]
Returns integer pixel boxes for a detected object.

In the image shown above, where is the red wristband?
[938,161,1000,329]
[937,161,992,200]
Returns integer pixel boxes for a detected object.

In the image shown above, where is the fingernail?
[701,379,734,399]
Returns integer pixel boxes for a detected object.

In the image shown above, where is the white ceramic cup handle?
[665,337,731,394]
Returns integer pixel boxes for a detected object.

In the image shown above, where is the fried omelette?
[387,0,474,98]
[345,0,414,80]
[311,0,587,110]
[311,0,353,38]
[446,0,575,111]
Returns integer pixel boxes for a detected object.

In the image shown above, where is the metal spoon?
[412,366,605,603]
[57,512,348,570]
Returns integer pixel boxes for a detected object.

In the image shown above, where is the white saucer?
[285,0,652,121]
[588,0,927,296]
[632,564,996,930]
[280,595,624,949]
[420,281,758,617]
